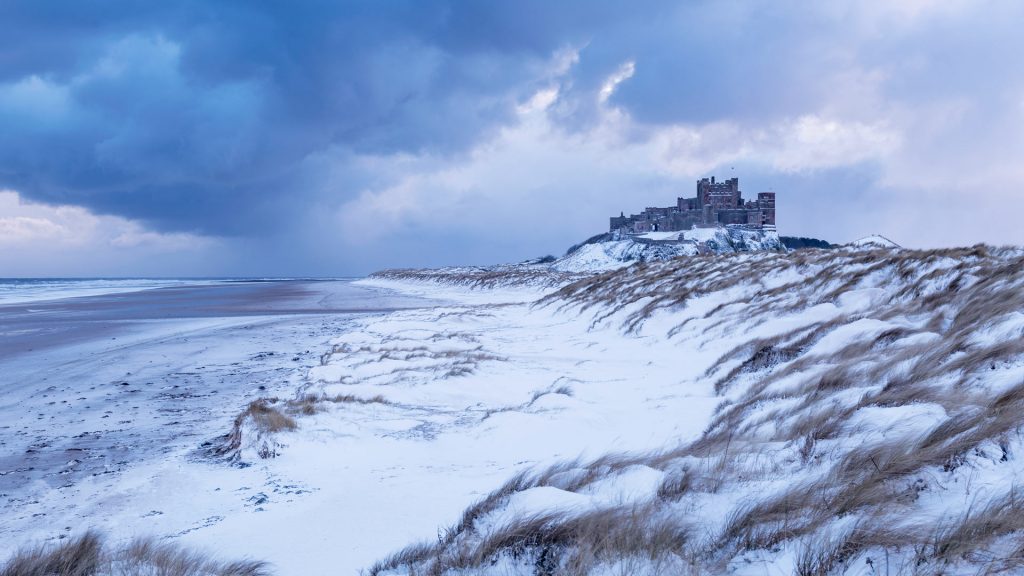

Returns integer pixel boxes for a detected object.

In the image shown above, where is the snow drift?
[370,244,1024,575]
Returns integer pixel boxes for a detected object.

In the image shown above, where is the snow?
[551,240,640,273]
[351,245,1024,575]
[581,465,665,505]
[804,317,895,357]
[636,231,682,241]
[482,486,591,528]
[0,277,726,574]
[848,234,901,249]
[171,288,728,572]
[552,227,784,273]
[5,244,1024,575]
[843,403,948,437]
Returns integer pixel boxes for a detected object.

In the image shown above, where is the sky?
[1,0,1022,276]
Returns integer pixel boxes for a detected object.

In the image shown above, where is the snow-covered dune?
[367,245,1024,575]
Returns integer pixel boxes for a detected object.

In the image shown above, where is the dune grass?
[368,245,1024,575]
[1,531,269,576]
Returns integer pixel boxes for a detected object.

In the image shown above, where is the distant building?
[610,176,775,234]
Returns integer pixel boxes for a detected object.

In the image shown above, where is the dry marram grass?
[369,245,1024,575]
[1,531,269,576]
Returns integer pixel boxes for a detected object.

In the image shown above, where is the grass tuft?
[1,531,270,576]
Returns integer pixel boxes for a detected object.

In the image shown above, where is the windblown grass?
[204,390,396,461]
[369,245,1024,575]
[1,531,269,576]
[371,265,586,290]
[203,398,297,461]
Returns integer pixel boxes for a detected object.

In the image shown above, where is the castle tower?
[696,176,742,224]
[757,192,776,226]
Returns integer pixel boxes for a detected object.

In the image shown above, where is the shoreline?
[0,280,445,556]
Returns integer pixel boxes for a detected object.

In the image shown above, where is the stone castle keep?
[610,177,776,234]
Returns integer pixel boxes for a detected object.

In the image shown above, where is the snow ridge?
[371,227,785,289]
[847,234,901,249]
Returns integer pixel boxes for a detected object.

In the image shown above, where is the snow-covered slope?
[550,239,695,273]
[372,227,785,288]
[554,227,784,273]
[369,245,1024,575]
[847,234,901,249]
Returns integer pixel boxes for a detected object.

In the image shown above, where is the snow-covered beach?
[0,280,441,564]
[5,243,1024,575]
[1,273,724,573]
[5,2,1023,573]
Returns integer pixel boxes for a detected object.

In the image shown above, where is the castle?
[610,177,776,234]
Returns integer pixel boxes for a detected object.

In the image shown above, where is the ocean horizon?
[0,276,362,306]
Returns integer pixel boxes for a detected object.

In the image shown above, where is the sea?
[0,277,347,306]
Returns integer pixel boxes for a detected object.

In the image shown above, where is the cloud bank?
[0,190,221,276]
[1,1,1022,275]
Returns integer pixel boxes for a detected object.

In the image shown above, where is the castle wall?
[717,209,750,225]
[671,212,704,230]
[677,197,699,211]
[634,220,657,233]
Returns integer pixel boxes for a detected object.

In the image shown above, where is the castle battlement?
[610,176,775,234]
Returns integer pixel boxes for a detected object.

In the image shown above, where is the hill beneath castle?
[555,227,786,273]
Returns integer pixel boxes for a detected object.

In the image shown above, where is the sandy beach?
[0,280,440,541]
[0,276,724,573]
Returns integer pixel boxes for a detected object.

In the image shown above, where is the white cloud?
[599,60,635,104]
[0,190,219,275]
[0,215,69,243]
[327,15,1024,259]
[337,65,903,248]
[5,2,1024,275]
[856,0,976,24]
[767,115,901,173]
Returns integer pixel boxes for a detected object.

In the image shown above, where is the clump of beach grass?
[1,530,270,576]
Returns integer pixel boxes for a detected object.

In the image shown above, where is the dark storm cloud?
[0,0,651,234]
[544,2,838,131]
[6,0,858,236]
[4,0,1024,267]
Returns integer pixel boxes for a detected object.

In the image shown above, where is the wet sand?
[0,280,433,360]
